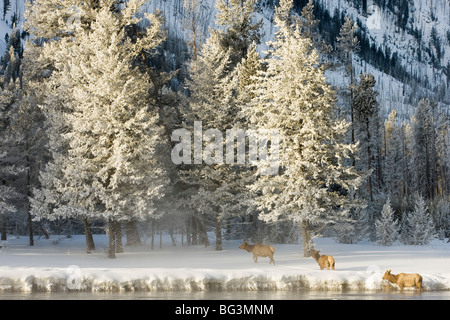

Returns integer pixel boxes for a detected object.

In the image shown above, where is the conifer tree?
[25,0,101,40]
[180,0,262,250]
[245,0,363,257]
[238,42,261,100]
[375,198,399,246]
[337,17,359,157]
[402,195,436,245]
[435,112,449,196]
[298,0,332,63]
[33,0,170,258]
[353,73,380,202]
[383,110,402,200]
[215,0,263,68]
[23,0,101,249]
[2,0,10,21]
[410,98,437,199]
[0,29,46,245]
[0,79,21,241]
[181,29,242,250]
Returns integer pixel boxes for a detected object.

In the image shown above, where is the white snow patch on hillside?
[0,234,449,293]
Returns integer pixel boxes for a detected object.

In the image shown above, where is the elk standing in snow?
[312,250,335,270]
[382,270,423,291]
[239,241,276,265]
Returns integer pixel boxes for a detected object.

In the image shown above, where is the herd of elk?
[238,241,424,292]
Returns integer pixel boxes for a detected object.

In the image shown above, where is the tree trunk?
[83,217,95,253]
[215,212,222,251]
[366,117,373,202]
[115,221,123,253]
[107,219,116,259]
[185,216,191,246]
[191,216,198,245]
[198,218,210,248]
[25,144,34,246]
[151,220,155,250]
[37,221,50,239]
[350,54,355,167]
[168,228,176,246]
[301,220,315,257]
[27,212,34,246]
[1,214,6,241]
[125,220,141,246]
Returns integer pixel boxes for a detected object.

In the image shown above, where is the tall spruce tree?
[0,78,21,241]
[375,198,399,246]
[181,33,243,250]
[435,112,449,196]
[353,73,380,202]
[180,0,262,250]
[410,98,437,199]
[23,0,102,250]
[215,0,262,68]
[383,110,403,202]
[245,0,363,257]
[337,17,359,160]
[32,0,170,258]
[402,194,436,245]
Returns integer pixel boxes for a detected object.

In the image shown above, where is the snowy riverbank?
[1,234,450,293]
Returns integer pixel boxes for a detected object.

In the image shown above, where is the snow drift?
[0,235,450,293]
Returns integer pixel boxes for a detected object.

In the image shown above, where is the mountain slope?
[3,0,449,120]
[141,0,449,120]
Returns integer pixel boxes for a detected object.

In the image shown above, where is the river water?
[1,290,449,300]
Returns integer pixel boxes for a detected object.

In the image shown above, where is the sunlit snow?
[1,234,449,293]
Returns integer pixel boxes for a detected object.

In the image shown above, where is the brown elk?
[382,270,423,291]
[312,250,335,270]
[239,241,276,265]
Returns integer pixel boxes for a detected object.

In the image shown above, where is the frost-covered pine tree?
[298,0,332,63]
[181,29,244,251]
[410,98,438,199]
[0,46,46,245]
[353,73,380,202]
[375,198,399,246]
[0,80,21,241]
[24,0,102,249]
[432,197,449,239]
[215,0,262,68]
[180,0,262,250]
[435,112,450,196]
[384,110,403,201]
[34,0,170,258]
[245,0,363,257]
[336,16,359,150]
[402,195,437,245]
[238,41,261,101]
[25,0,100,39]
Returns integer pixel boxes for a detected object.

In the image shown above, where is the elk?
[239,241,276,265]
[312,250,335,270]
[382,270,423,291]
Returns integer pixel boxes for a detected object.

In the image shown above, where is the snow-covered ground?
[1,234,450,293]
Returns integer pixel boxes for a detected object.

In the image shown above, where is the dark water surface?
[1,290,449,300]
